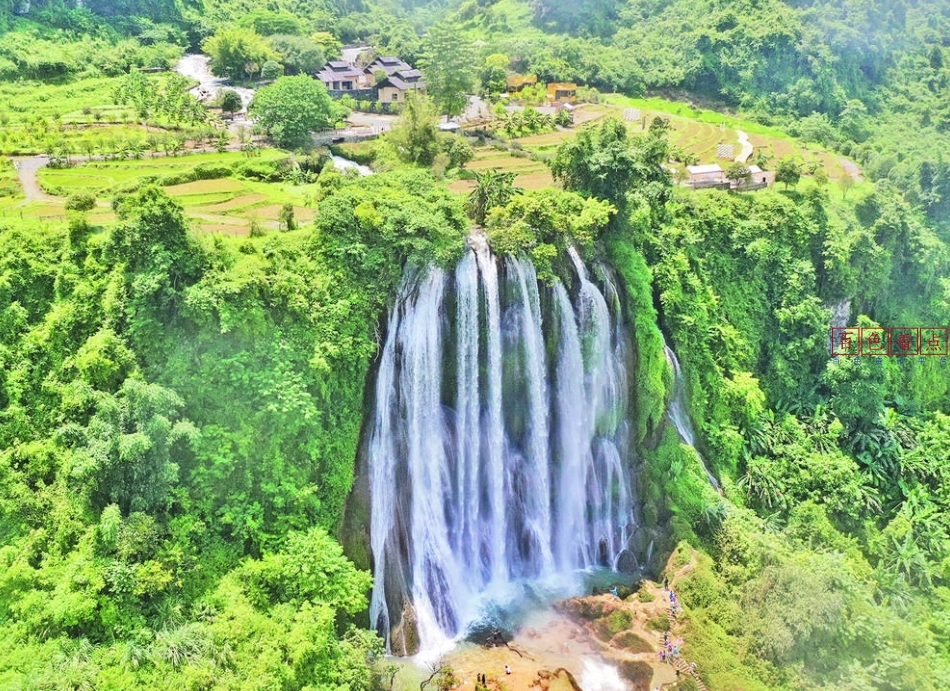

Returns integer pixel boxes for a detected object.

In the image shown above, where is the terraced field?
[450,146,554,194]
[456,97,860,192]
[6,151,314,234]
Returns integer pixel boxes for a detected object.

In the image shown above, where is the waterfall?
[368,246,635,653]
[662,340,721,492]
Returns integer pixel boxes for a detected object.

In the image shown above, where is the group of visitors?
[667,586,683,616]
[661,577,700,685]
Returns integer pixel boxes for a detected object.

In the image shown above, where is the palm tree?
[465,169,520,225]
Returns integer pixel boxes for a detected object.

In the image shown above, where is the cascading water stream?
[662,339,721,492]
[368,244,637,654]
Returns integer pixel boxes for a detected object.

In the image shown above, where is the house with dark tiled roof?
[365,56,413,77]
[376,71,426,104]
[313,56,425,104]
[363,56,426,103]
[315,61,371,94]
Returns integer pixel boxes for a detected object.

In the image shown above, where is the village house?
[314,61,371,94]
[686,163,727,188]
[739,164,774,189]
[371,58,426,103]
[314,56,425,103]
[546,82,577,103]
[506,74,538,93]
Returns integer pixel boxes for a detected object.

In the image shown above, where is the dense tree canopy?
[202,26,275,81]
[249,75,344,148]
[417,21,476,118]
[2,1,950,689]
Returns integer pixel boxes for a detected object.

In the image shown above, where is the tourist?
[610,586,619,598]
[505,664,511,675]
[663,577,669,590]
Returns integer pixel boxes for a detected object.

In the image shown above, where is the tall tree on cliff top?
[418,22,476,119]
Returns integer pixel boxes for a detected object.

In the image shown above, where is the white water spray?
[369,249,636,653]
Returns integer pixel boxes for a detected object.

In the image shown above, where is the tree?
[240,9,302,36]
[310,31,342,60]
[480,53,509,95]
[725,162,751,187]
[202,27,275,82]
[387,93,441,166]
[775,156,802,189]
[466,169,519,225]
[249,75,343,149]
[219,89,243,117]
[260,60,284,81]
[65,379,199,515]
[418,22,476,119]
[268,34,326,75]
[838,171,856,199]
[551,117,672,219]
[279,203,296,231]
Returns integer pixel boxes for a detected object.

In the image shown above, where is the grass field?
[0,156,21,201]
[38,151,286,193]
[9,151,314,235]
[0,74,216,156]
[601,94,851,179]
[455,95,859,193]
[450,144,554,194]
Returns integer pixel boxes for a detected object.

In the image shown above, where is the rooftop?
[687,164,724,175]
[380,75,426,91]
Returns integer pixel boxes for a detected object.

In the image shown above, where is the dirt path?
[14,156,52,204]
[837,155,864,182]
[734,130,753,163]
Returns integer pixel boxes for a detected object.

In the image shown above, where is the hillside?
[0,1,949,690]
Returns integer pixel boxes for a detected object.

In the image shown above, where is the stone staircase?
[671,654,709,691]
[664,598,709,691]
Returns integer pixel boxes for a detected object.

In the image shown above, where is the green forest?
[1,0,950,690]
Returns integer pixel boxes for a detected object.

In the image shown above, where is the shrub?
[618,660,653,688]
[604,609,633,635]
[192,163,234,180]
[647,616,670,632]
[260,60,284,81]
[65,192,96,212]
[235,158,287,182]
[614,631,652,653]
[158,171,197,186]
